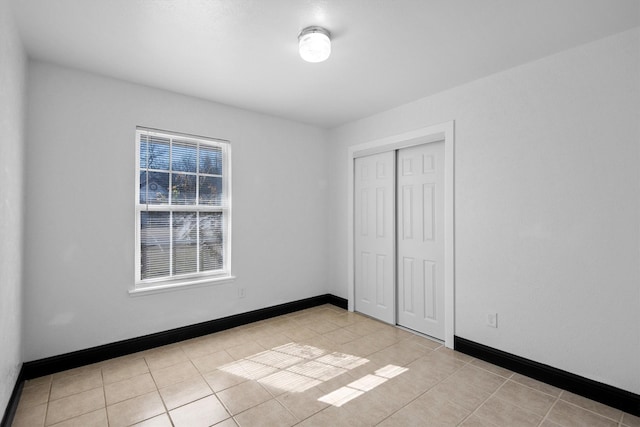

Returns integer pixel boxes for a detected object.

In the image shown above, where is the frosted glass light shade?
[298,26,331,63]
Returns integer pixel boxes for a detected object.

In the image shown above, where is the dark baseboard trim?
[454,336,640,416]
[1,365,25,427]
[326,294,348,309]
[22,293,348,381]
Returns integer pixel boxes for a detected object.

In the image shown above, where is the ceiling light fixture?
[298,26,331,63]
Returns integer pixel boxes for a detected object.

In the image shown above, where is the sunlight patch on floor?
[317,364,409,407]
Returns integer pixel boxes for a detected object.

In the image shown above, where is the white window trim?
[132,127,233,294]
[129,274,236,296]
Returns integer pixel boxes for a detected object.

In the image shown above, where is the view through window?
[135,128,231,290]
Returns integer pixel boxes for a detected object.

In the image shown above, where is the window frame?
[132,127,233,294]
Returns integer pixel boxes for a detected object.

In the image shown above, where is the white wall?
[0,0,26,413]
[327,28,640,394]
[23,61,329,361]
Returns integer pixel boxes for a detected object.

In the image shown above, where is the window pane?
[137,130,230,285]
[143,136,170,170]
[139,171,146,204]
[171,173,196,205]
[200,212,223,271]
[173,212,197,275]
[199,176,222,205]
[200,146,222,175]
[172,141,197,173]
[140,135,148,169]
[140,171,169,204]
[140,212,170,279]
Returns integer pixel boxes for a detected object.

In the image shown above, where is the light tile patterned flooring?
[12,305,639,427]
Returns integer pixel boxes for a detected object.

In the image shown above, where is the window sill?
[129,275,236,296]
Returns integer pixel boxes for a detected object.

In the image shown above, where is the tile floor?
[11,305,639,427]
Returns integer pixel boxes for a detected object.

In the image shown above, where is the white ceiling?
[11,0,640,128]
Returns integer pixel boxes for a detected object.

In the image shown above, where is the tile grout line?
[99,367,107,427]
[271,394,301,426]
[486,376,568,426]
[501,377,567,427]
[447,355,479,426]
[554,395,627,426]
[458,370,511,426]
[458,367,574,427]
[373,351,476,425]
[142,354,174,426]
[43,376,53,427]
[44,378,107,426]
[537,393,561,426]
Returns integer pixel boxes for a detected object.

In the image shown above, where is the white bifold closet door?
[354,142,445,340]
[397,142,445,340]
[354,151,396,324]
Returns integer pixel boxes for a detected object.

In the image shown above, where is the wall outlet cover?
[487,313,498,328]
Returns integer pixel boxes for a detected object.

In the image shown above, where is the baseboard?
[326,293,348,309]
[22,293,348,380]
[0,365,25,427]
[454,336,640,416]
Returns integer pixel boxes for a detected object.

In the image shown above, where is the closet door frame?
[346,121,455,349]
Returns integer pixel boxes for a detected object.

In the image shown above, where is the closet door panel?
[354,152,395,324]
[397,142,445,339]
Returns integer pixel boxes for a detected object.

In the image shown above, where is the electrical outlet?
[487,313,498,328]
[238,288,246,298]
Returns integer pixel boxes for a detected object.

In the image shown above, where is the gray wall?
[23,61,329,361]
[327,28,640,394]
[0,0,26,413]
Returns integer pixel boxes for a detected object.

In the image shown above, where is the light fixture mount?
[298,26,331,63]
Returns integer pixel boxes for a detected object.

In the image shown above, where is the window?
[134,128,232,292]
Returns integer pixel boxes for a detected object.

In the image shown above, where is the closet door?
[397,142,445,339]
[354,152,395,324]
